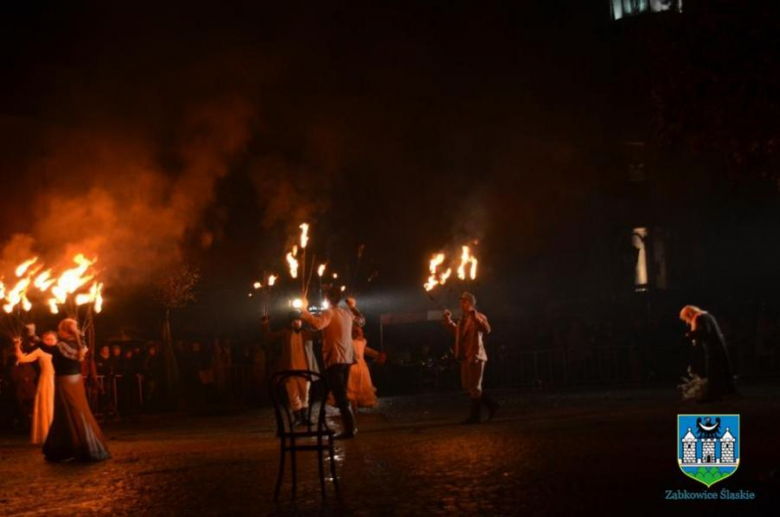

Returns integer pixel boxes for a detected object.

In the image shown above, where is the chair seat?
[280,429,335,438]
[285,444,333,452]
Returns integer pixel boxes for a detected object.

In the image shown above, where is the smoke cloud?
[1,96,254,288]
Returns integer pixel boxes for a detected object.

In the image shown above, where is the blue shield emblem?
[678,414,740,487]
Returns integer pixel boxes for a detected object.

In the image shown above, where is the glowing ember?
[268,275,277,286]
[299,223,310,249]
[317,264,326,277]
[15,257,38,278]
[340,285,346,292]
[332,272,338,279]
[292,298,303,309]
[253,281,262,289]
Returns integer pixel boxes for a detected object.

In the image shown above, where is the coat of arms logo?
[678,414,740,487]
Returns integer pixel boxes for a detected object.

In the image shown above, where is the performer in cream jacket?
[443,292,499,424]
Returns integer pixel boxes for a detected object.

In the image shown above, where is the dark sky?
[0,2,637,335]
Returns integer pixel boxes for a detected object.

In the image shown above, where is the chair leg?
[317,441,326,499]
[328,440,339,491]
[290,438,297,499]
[274,439,286,502]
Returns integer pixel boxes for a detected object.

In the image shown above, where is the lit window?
[632,228,648,290]
[611,0,681,21]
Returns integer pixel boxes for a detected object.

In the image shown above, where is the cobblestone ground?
[1,387,779,516]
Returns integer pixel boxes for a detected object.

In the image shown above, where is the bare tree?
[155,263,201,405]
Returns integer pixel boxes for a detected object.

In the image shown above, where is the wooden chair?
[270,370,338,500]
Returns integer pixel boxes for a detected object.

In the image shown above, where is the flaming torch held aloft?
[457,246,478,281]
[422,245,480,309]
[286,246,299,279]
[424,253,446,292]
[0,253,106,339]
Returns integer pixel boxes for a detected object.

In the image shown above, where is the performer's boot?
[298,408,314,427]
[291,410,303,428]
[461,399,482,425]
[334,406,357,439]
[482,393,500,421]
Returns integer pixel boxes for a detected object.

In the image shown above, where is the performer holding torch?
[443,292,499,424]
[261,311,319,427]
[43,318,110,461]
[300,286,365,439]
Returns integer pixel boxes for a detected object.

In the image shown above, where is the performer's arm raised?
[300,307,333,331]
[346,297,365,327]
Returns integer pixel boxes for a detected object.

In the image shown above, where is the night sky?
[1,1,777,337]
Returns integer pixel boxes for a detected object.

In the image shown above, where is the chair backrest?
[269,369,329,435]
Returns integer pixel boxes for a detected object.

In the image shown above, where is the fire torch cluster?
[0,253,104,337]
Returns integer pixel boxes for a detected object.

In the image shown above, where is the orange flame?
[34,269,55,291]
[457,246,478,281]
[48,299,59,315]
[15,257,38,278]
[299,223,310,249]
[52,254,96,302]
[286,250,299,279]
[268,275,277,287]
[424,253,446,291]
[317,264,326,277]
[93,282,104,313]
[3,277,31,313]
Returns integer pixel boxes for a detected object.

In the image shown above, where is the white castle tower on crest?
[720,428,735,463]
[681,428,697,464]
[679,423,738,466]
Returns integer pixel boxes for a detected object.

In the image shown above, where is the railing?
[488,345,688,388]
[88,374,144,418]
[82,346,779,414]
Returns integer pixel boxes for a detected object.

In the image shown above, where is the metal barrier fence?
[488,345,686,388]
[84,346,778,412]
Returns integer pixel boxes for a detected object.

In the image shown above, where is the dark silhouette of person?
[680,306,737,402]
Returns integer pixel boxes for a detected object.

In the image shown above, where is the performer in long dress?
[340,326,384,416]
[443,292,500,424]
[262,311,320,427]
[43,318,110,462]
[13,331,57,445]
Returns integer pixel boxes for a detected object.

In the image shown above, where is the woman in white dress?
[14,331,57,445]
